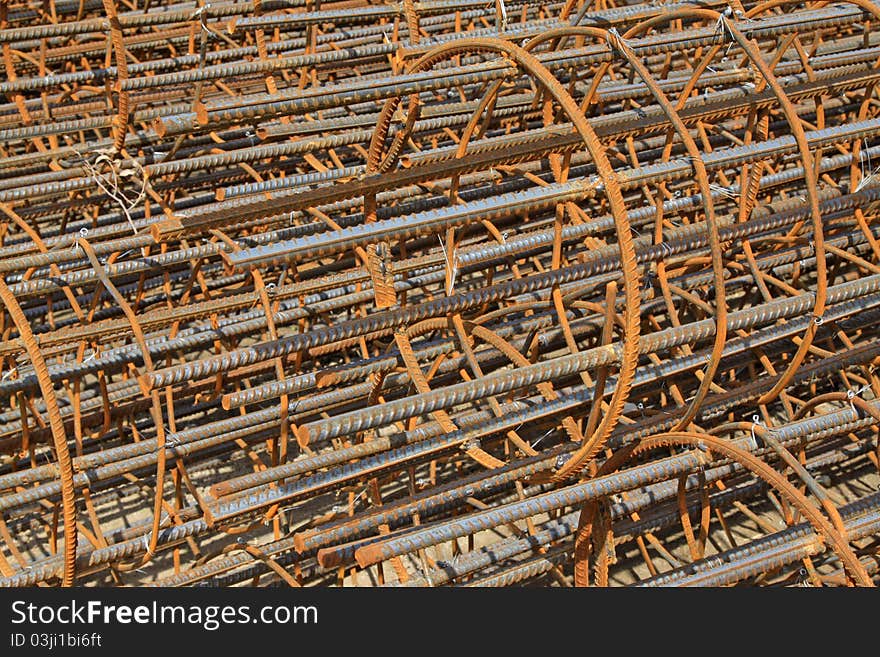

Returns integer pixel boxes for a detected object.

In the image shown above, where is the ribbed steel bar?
[0,0,878,588]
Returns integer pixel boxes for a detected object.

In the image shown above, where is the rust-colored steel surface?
[0,0,879,587]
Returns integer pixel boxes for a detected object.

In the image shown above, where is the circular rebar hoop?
[573,431,873,587]
[0,278,78,587]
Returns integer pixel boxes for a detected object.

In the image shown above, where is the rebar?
[0,0,878,588]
